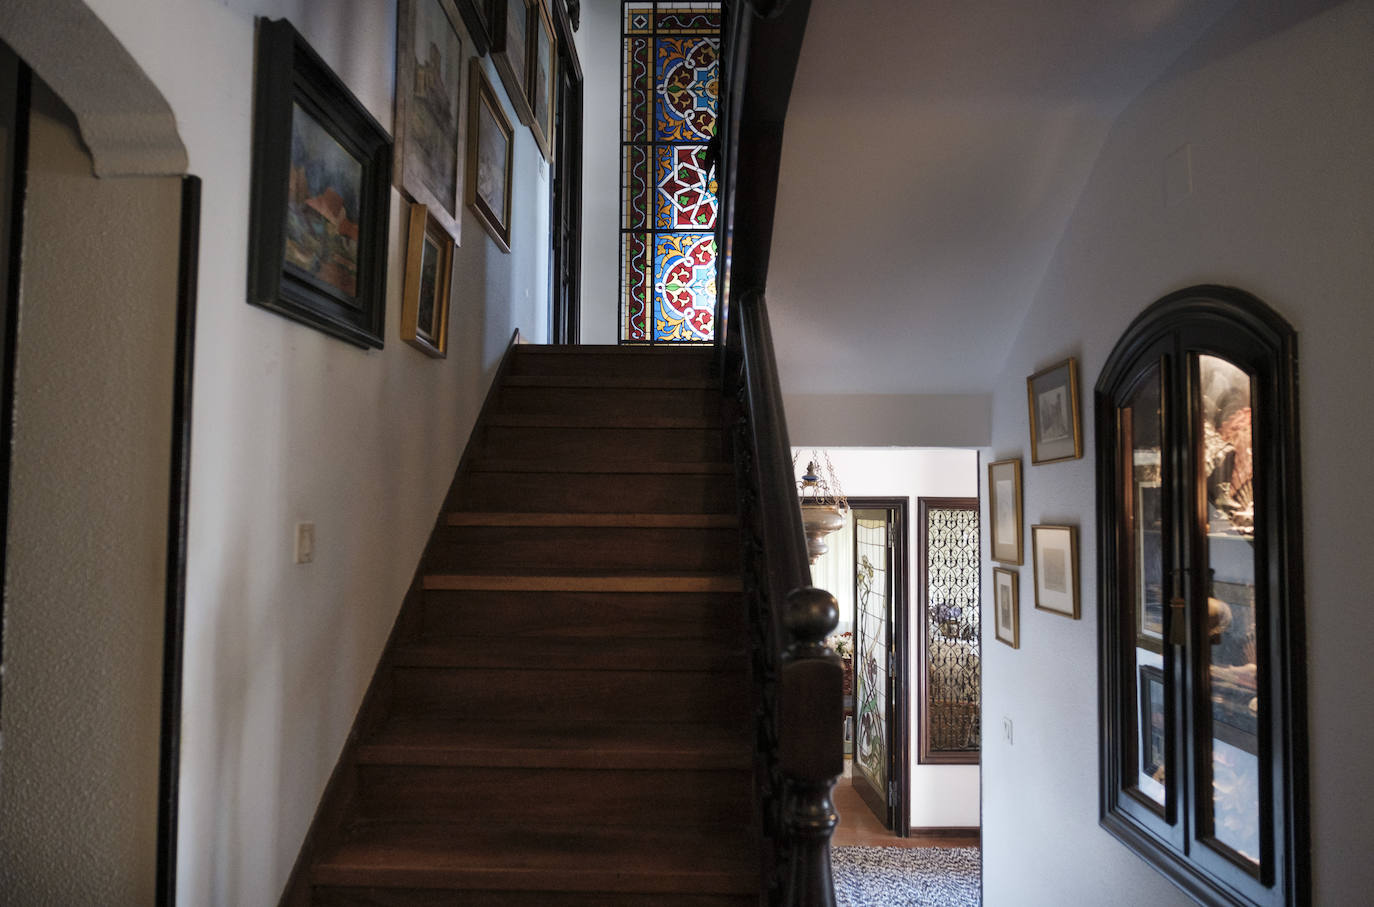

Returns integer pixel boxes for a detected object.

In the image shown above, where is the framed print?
[395,0,469,244]
[466,59,514,252]
[491,0,534,125]
[401,204,453,357]
[987,458,1023,565]
[455,0,499,56]
[247,18,392,348]
[1032,524,1080,619]
[1027,357,1083,464]
[527,0,556,161]
[993,567,1019,649]
[1138,664,1166,781]
[1136,482,1165,653]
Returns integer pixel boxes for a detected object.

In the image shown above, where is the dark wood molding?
[155,174,200,907]
[916,496,980,767]
[549,0,581,345]
[908,826,981,837]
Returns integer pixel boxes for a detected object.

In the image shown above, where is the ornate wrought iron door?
[918,498,981,764]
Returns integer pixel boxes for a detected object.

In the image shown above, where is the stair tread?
[421,573,742,593]
[315,823,758,892]
[467,460,730,474]
[517,345,713,357]
[359,716,751,769]
[445,512,737,528]
[486,413,717,429]
[504,375,715,389]
[393,637,746,672]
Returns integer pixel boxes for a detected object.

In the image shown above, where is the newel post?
[779,586,844,907]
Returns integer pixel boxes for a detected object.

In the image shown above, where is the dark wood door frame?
[845,495,910,836]
[549,0,582,345]
[916,496,981,766]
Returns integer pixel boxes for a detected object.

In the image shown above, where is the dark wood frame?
[400,203,453,357]
[465,58,514,252]
[527,0,556,161]
[455,0,499,55]
[247,18,391,349]
[1032,524,1080,619]
[846,496,910,836]
[491,0,535,125]
[987,457,1023,565]
[1138,663,1165,781]
[1096,285,1308,907]
[917,497,981,765]
[1027,356,1083,464]
[394,0,470,244]
[549,0,582,343]
[993,566,1019,650]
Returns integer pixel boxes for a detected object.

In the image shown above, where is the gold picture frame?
[491,0,534,125]
[1032,524,1080,619]
[1027,357,1083,464]
[401,204,453,357]
[527,0,556,161]
[993,567,1020,649]
[988,458,1023,565]
[466,59,514,252]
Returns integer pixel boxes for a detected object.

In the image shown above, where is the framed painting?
[395,0,469,244]
[1138,664,1166,782]
[247,18,391,348]
[491,0,534,125]
[401,204,453,357]
[466,59,514,252]
[527,0,557,161]
[454,0,499,56]
[1032,524,1080,619]
[993,567,1019,649]
[987,458,1023,565]
[1027,357,1083,464]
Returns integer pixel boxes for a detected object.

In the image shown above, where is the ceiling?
[766,0,1238,394]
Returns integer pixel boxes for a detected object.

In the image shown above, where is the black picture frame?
[491,0,535,125]
[247,18,392,349]
[456,0,499,56]
[1138,664,1165,781]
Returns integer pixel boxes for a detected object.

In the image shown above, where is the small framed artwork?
[466,59,515,252]
[454,0,499,56]
[491,0,534,125]
[1027,357,1083,464]
[527,0,557,161]
[247,18,392,348]
[401,204,453,357]
[993,567,1019,649]
[1138,664,1166,782]
[1032,524,1080,619]
[395,0,470,245]
[987,458,1023,565]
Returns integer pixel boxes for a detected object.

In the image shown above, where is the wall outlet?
[295,522,315,564]
[1003,717,1014,745]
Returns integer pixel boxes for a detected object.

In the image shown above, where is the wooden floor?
[832,760,980,850]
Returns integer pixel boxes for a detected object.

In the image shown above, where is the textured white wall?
[787,393,991,448]
[980,2,1374,903]
[37,1,554,903]
[575,0,620,343]
[795,448,981,829]
[0,81,180,903]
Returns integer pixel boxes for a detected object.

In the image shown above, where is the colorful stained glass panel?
[624,145,652,230]
[655,145,717,230]
[655,37,718,142]
[655,232,715,341]
[622,232,652,342]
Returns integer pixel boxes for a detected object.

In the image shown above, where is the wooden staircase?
[285,344,762,906]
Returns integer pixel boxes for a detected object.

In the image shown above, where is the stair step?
[420,573,741,593]
[479,425,725,464]
[419,590,743,640]
[392,638,746,673]
[429,524,738,573]
[466,460,730,475]
[509,346,713,380]
[505,375,715,389]
[452,471,735,514]
[313,823,758,894]
[313,888,757,906]
[353,764,753,825]
[485,413,716,429]
[390,667,750,723]
[358,717,751,770]
[444,512,736,528]
[497,385,719,422]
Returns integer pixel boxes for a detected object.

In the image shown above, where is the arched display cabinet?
[1095,286,1308,906]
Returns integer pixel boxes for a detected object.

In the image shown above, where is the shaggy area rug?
[832,846,982,906]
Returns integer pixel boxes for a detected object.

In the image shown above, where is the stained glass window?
[620,2,720,343]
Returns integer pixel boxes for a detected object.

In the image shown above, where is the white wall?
[981,2,1374,903]
[8,1,555,903]
[576,0,619,343]
[786,393,991,448]
[794,447,981,829]
[0,81,180,903]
